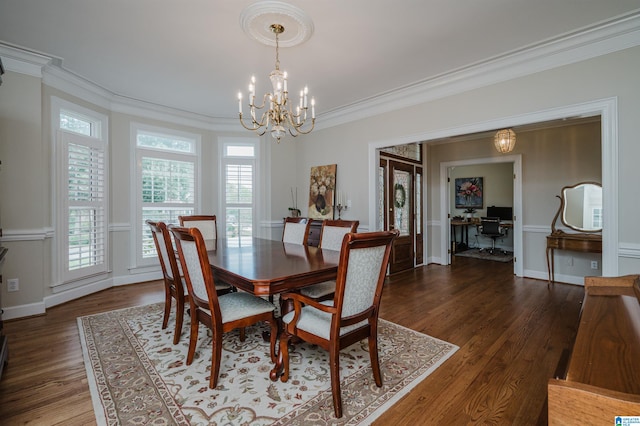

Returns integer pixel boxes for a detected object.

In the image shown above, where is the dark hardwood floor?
[0,256,584,425]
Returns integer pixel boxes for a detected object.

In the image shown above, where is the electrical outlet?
[590,261,598,270]
[7,278,19,292]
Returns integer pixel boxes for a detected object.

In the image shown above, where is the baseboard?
[2,301,46,320]
[4,270,163,320]
[523,269,585,286]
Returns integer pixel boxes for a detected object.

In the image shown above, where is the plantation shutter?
[61,130,108,280]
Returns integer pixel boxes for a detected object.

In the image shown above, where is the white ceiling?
[1,1,640,122]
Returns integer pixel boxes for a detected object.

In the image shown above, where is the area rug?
[78,303,458,425]
[455,248,513,263]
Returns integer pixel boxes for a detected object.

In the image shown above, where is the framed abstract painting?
[308,164,336,219]
[454,177,483,209]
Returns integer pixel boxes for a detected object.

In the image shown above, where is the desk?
[207,238,339,296]
[450,220,473,252]
[546,231,602,284]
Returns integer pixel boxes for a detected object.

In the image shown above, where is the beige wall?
[0,72,47,310]
[0,44,639,318]
[294,47,638,278]
[429,121,601,279]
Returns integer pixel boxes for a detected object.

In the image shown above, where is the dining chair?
[299,219,359,301]
[170,226,278,389]
[179,214,235,292]
[282,217,310,245]
[178,214,218,240]
[273,230,399,418]
[146,220,187,344]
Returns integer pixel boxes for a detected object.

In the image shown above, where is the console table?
[546,231,602,284]
[546,182,603,285]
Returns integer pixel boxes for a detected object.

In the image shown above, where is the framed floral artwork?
[308,164,336,219]
[455,177,483,209]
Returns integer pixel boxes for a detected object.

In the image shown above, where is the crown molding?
[110,95,239,132]
[42,64,113,110]
[316,11,640,130]
[0,42,52,77]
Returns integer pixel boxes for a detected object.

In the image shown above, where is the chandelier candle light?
[238,24,315,142]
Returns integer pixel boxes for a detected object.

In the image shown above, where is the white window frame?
[218,137,259,243]
[131,123,201,269]
[51,97,109,287]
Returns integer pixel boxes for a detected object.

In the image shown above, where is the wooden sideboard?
[547,275,640,424]
[546,231,602,284]
[0,246,8,380]
[306,219,323,247]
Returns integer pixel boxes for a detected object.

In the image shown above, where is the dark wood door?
[388,161,414,274]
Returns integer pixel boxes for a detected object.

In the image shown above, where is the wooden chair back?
[178,214,217,240]
[282,217,311,245]
[275,230,399,418]
[170,226,220,321]
[319,219,359,251]
[146,220,186,344]
[333,230,397,322]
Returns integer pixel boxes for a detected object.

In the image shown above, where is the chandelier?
[494,128,516,153]
[238,24,315,143]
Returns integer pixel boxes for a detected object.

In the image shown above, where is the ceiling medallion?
[239,1,314,48]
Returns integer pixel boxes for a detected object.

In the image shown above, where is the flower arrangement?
[309,165,336,217]
[458,179,482,200]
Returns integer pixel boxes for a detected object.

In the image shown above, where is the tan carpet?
[78,303,458,425]
[455,248,514,263]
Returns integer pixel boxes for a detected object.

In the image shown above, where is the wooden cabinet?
[547,275,640,424]
[0,246,8,380]
[306,220,323,247]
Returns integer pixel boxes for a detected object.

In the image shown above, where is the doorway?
[379,155,424,274]
[368,98,618,278]
[440,155,523,276]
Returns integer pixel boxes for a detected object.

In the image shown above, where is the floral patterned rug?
[78,303,458,425]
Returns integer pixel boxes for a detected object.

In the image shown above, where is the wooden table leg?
[546,247,554,286]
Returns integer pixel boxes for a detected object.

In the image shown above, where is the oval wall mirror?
[560,182,602,232]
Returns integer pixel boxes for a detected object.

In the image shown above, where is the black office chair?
[479,217,505,254]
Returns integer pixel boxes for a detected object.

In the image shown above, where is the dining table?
[206,237,342,381]
[206,237,340,298]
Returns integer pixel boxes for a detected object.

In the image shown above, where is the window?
[133,124,199,267]
[220,139,258,246]
[53,98,109,285]
[592,207,603,228]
